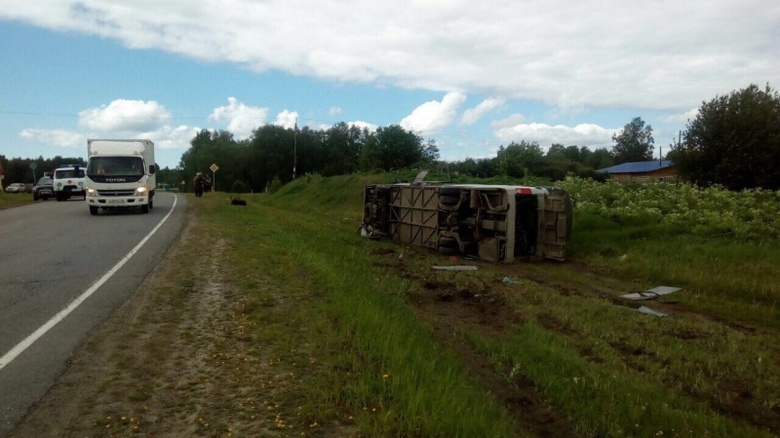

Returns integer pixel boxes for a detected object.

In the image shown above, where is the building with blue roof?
[598,160,677,183]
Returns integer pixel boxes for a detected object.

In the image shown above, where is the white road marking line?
[0,195,179,370]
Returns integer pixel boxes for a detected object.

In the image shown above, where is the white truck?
[84,139,157,215]
[53,163,87,201]
[360,176,572,262]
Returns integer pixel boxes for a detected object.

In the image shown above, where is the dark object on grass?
[228,196,247,206]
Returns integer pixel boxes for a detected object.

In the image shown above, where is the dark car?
[32,177,54,201]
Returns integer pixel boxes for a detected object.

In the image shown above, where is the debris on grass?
[636,306,669,318]
[431,265,478,271]
[620,286,681,301]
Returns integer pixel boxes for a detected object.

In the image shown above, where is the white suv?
[53,164,87,201]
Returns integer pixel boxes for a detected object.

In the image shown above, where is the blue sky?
[1,1,778,169]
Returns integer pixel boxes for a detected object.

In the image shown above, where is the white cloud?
[78,99,171,132]
[400,92,467,136]
[274,110,299,129]
[460,97,506,126]
[347,121,378,132]
[19,128,85,148]
[494,121,616,148]
[208,97,269,138]
[314,120,378,132]
[328,106,343,116]
[663,108,699,124]
[490,114,526,129]
[146,125,203,150]
[4,1,777,111]
[20,99,200,155]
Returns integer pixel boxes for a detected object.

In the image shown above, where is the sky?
[1,1,778,170]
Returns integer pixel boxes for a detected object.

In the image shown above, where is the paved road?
[0,193,186,436]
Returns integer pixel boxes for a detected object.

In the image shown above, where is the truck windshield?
[88,157,145,177]
[55,169,85,179]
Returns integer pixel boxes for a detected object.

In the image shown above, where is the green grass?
[198,190,519,436]
[570,210,780,329]
[0,192,33,209]
[185,174,780,437]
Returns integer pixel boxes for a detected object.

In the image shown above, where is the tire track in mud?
[374,246,580,437]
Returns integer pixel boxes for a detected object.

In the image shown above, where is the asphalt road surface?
[0,193,186,436]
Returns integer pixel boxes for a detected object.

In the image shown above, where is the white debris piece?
[620,286,681,301]
[637,306,669,318]
[431,265,478,271]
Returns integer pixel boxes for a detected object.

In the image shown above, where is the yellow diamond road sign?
[209,163,219,172]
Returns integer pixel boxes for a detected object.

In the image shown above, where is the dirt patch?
[9,210,309,437]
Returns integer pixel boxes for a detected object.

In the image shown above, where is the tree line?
[3,83,778,192]
[0,156,86,185]
[165,123,620,193]
[165,82,780,192]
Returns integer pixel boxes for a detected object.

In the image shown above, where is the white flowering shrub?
[557,176,780,242]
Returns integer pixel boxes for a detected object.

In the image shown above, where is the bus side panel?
[389,186,440,249]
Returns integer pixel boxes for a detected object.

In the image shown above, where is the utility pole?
[293,117,297,180]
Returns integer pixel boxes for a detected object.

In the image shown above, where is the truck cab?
[85,139,156,215]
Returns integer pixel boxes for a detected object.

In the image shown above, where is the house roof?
[598,160,673,174]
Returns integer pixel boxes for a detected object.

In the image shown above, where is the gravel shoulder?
[9,209,287,437]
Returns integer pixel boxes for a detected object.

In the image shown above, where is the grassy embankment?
[191,172,779,437]
[0,192,34,209]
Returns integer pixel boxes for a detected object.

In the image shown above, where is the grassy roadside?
[11,173,778,437]
[198,183,520,436]
[0,192,34,209]
[200,173,778,436]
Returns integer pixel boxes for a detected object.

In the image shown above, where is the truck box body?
[362,182,571,262]
[85,139,156,215]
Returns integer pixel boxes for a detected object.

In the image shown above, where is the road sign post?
[209,163,219,192]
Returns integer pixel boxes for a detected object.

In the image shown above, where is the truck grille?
[97,189,136,197]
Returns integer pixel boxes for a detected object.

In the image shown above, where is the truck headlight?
[86,187,97,197]
[56,182,62,188]
[136,187,148,195]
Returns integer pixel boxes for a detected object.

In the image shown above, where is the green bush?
[230,180,249,194]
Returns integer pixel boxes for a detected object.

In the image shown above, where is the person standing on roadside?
[193,172,205,197]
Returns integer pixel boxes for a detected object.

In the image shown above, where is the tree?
[420,139,440,166]
[581,147,614,170]
[546,143,566,160]
[611,117,654,163]
[495,141,545,178]
[669,84,780,190]
[359,125,423,171]
[320,122,363,176]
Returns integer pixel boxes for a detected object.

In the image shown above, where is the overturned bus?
[360,178,572,262]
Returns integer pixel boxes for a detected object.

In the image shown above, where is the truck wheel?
[141,204,150,214]
[439,236,459,249]
[439,195,459,206]
[438,246,459,256]
[438,237,460,255]
[33,193,39,201]
[89,206,98,215]
[440,187,461,197]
